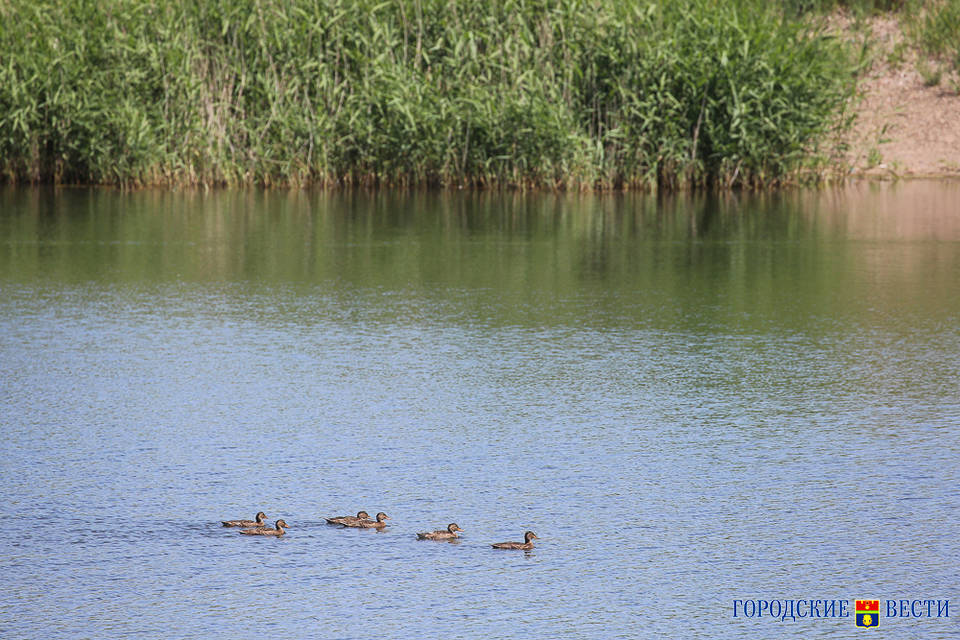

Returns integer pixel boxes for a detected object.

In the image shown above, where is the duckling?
[416,523,463,540]
[491,531,538,550]
[344,512,390,528]
[325,511,370,526]
[221,511,268,528]
[240,519,289,536]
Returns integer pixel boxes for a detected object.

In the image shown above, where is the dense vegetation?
[0,0,857,189]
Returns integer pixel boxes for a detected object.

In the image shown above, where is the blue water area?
[1,184,958,639]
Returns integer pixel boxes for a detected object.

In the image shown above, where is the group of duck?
[220,510,539,550]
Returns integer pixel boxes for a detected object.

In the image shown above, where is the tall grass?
[0,0,856,189]
[909,0,960,73]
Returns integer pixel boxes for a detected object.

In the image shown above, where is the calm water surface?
[1,184,958,639]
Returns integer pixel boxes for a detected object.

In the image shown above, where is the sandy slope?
[844,15,960,178]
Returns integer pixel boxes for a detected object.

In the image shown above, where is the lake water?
[1,183,958,639]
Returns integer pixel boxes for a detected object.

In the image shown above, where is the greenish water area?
[1,183,958,638]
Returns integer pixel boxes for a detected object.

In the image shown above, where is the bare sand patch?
[843,14,960,178]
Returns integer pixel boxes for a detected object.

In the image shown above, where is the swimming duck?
[344,512,390,528]
[491,531,538,550]
[325,511,370,526]
[221,512,269,528]
[416,523,463,540]
[240,519,289,536]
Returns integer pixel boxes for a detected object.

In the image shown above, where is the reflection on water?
[1,183,958,639]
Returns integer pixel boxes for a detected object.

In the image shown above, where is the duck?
[240,519,289,536]
[344,512,390,529]
[491,531,538,550]
[416,523,463,540]
[221,512,268,527]
[325,511,370,526]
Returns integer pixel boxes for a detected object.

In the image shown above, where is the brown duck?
[240,519,289,536]
[344,512,390,529]
[221,512,269,527]
[325,511,370,526]
[491,531,538,550]
[417,523,463,540]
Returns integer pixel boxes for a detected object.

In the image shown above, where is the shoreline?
[2,5,956,190]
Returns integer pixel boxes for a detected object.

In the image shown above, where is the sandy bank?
[845,15,960,179]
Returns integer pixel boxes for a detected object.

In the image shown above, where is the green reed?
[0,0,856,189]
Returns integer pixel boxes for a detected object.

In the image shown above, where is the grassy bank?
[910,0,960,81]
[792,0,960,83]
[0,0,856,189]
